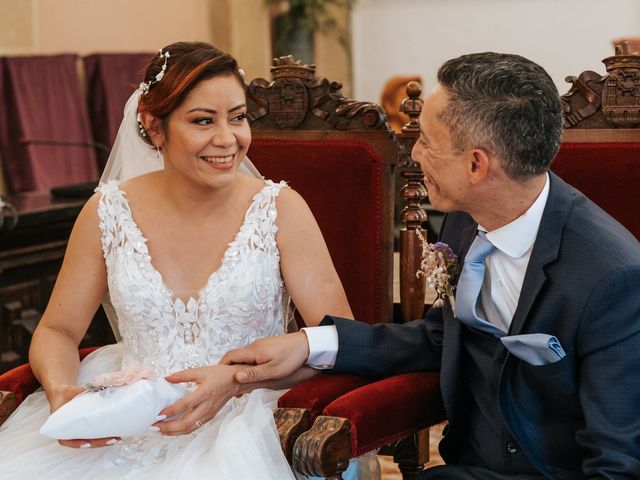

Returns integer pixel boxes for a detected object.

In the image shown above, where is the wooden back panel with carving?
[246,56,397,326]
[558,42,640,240]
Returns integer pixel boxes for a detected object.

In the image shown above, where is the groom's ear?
[467,148,491,184]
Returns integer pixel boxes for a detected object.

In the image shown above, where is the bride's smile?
[156,74,251,186]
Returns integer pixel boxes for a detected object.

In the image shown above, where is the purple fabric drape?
[0,55,98,193]
[83,53,153,169]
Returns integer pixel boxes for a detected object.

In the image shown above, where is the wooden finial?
[400,81,423,134]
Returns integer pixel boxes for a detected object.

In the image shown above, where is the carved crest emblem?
[267,78,309,129]
[601,55,640,128]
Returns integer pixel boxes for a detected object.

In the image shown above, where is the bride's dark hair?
[138,42,244,129]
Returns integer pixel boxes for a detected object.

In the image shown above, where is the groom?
[222,52,640,478]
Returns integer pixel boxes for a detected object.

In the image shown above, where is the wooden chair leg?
[292,415,351,479]
[394,429,430,480]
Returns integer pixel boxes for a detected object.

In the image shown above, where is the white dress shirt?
[304,174,550,368]
[479,173,550,332]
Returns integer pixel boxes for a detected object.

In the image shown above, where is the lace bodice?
[96,180,288,376]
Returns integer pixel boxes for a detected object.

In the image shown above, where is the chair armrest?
[0,390,17,427]
[323,372,445,457]
[289,372,445,477]
[275,373,373,462]
[0,346,101,427]
[278,373,373,420]
[0,363,40,406]
[0,363,38,427]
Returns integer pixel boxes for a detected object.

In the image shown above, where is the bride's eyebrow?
[187,104,246,114]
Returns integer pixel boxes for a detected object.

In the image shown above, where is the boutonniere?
[86,365,158,392]
[415,229,459,313]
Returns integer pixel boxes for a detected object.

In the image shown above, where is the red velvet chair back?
[557,49,640,241]
[250,136,393,326]
[246,58,397,328]
[552,140,640,240]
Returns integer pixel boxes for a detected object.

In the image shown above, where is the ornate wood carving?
[562,42,640,129]
[292,415,351,479]
[397,81,427,324]
[274,407,312,463]
[248,56,392,133]
[0,390,16,427]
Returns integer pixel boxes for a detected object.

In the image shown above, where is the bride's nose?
[211,123,236,148]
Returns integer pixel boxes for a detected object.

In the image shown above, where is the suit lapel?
[440,221,477,409]
[508,173,573,335]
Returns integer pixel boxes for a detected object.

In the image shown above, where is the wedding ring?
[194,419,203,430]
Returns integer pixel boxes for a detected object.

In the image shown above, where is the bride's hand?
[157,365,243,436]
[48,384,121,449]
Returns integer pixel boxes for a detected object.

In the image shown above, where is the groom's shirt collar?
[480,173,550,258]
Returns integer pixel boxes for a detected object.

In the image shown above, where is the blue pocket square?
[500,333,566,366]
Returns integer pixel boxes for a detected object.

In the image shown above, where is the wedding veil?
[99,88,263,340]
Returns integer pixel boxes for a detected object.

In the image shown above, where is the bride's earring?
[137,113,148,139]
[155,144,161,160]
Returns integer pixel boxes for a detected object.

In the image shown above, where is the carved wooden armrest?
[274,407,312,463]
[0,390,17,427]
[292,415,351,480]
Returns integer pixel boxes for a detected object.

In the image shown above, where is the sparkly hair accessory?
[139,49,171,94]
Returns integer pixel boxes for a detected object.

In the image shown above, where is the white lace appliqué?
[96,180,288,377]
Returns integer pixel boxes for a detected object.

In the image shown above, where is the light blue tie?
[455,232,506,337]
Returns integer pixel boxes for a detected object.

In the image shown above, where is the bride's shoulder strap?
[94,179,123,198]
[263,179,289,195]
[93,180,132,255]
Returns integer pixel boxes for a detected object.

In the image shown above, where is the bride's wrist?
[227,365,248,395]
[46,384,84,413]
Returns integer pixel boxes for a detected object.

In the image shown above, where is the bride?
[0,42,356,479]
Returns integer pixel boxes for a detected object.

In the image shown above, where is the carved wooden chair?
[554,41,640,239]
[244,59,447,479]
[271,45,640,479]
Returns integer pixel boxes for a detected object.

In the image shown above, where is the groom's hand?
[220,331,310,384]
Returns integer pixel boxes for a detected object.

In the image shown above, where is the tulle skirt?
[0,344,295,479]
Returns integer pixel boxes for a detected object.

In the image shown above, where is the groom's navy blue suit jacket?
[324,173,640,478]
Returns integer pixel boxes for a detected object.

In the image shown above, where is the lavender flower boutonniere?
[415,229,459,313]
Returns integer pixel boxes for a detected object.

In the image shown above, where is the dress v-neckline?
[117,181,270,306]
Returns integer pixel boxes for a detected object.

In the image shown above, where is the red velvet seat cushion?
[277,374,373,420]
[0,346,99,406]
[249,139,384,326]
[322,372,445,457]
[552,142,640,239]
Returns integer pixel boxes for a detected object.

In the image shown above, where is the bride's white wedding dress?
[0,179,296,479]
